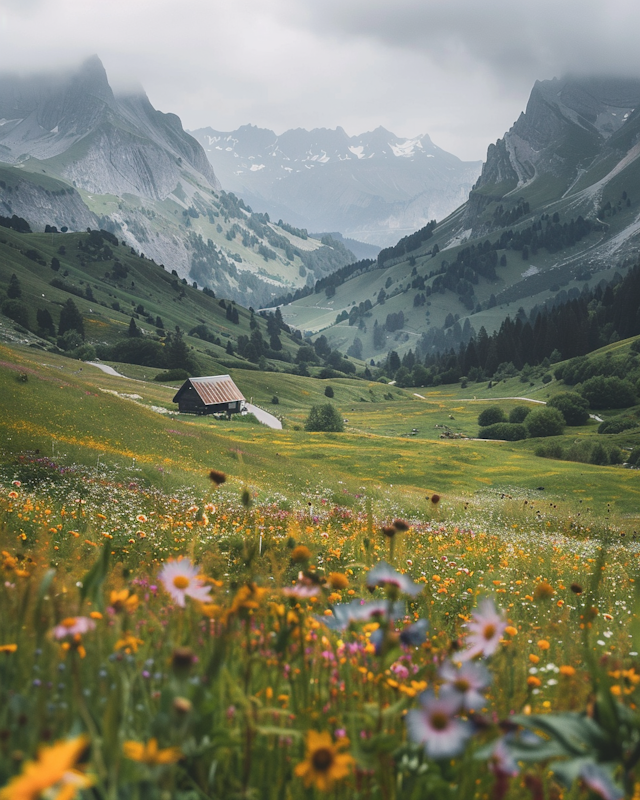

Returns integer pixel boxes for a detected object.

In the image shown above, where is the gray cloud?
[0,0,638,162]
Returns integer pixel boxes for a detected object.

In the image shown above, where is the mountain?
[278,75,640,362]
[0,58,355,307]
[190,124,481,247]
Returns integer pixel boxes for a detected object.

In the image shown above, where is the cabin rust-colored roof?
[173,375,245,406]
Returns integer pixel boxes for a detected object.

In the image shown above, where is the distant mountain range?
[280,75,640,361]
[190,124,481,247]
[0,57,355,307]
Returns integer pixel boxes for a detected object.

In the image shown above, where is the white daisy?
[158,558,211,607]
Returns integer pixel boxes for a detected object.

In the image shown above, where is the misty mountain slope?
[190,124,481,246]
[0,58,355,307]
[0,56,219,198]
[279,76,640,362]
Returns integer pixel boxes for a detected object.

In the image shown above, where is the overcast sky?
[1,0,640,161]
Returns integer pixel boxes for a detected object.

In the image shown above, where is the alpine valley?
[0,56,356,308]
[278,75,640,362]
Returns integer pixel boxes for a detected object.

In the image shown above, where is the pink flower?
[158,558,211,607]
[52,617,96,640]
[458,598,506,660]
[282,584,320,599]
[406,692,472,759]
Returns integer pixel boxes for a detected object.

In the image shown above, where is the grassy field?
[3,340,640,798]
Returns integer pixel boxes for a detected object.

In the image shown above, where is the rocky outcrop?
[0,170,97,230]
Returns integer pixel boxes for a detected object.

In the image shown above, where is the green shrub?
[304,403,344,432]
[525,407,565,437]
[478,406,506,427]
[597,417,637,434]
[478,422,528,441]
[1,299,29,328]
[508,406,531,424]
[108,338,166,368]
[547,392,590,425]
[628,447,640,466]
[535,442,565,459]
[154,369,190,382]
[579,375,637,408]
[324,386,334,398]
[589,442,609,465]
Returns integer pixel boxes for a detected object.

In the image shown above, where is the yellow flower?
[0,643,17,654]
[228,583,269,618]
[114,635,144,654]
[0,735,92,800]
[123,738,182,765]
[109,589,139,614]
[295,731,354,792]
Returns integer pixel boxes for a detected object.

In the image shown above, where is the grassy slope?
[0,226,303,370]
[5,158,338,303]
[1,341,639,526]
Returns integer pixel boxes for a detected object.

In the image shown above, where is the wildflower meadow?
[1,457,640,800]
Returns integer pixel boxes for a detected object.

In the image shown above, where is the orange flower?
[527,676,542,688]
[533,581,555,601]
[537,639,550,651]
[559,665,576,677]
[0,735,92,800]
[291,545,312,563]
[295,731,354,792]
[327,572,349,590]
[0,643,17,654]
[123,738,182,765]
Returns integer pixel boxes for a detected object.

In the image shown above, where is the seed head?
[209,470,226,486]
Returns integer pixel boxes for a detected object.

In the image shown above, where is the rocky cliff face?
[464,76,640,231]
[191,124,481,246]
[0,56,220,201]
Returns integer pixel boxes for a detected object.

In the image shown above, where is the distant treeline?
[269,258,375,307]
[417,259,640,383]
[377,220,437,266]
[0,214,32,233]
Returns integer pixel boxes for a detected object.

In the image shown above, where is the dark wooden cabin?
[172,375,246,416]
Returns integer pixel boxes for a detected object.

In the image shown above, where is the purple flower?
[579,764,624,800]
[488,738,519,777]
[367,561,421,597]
[439,660,490,711]
[317,599,405,631]
[458,598,506,660]
[405,691,472,759]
